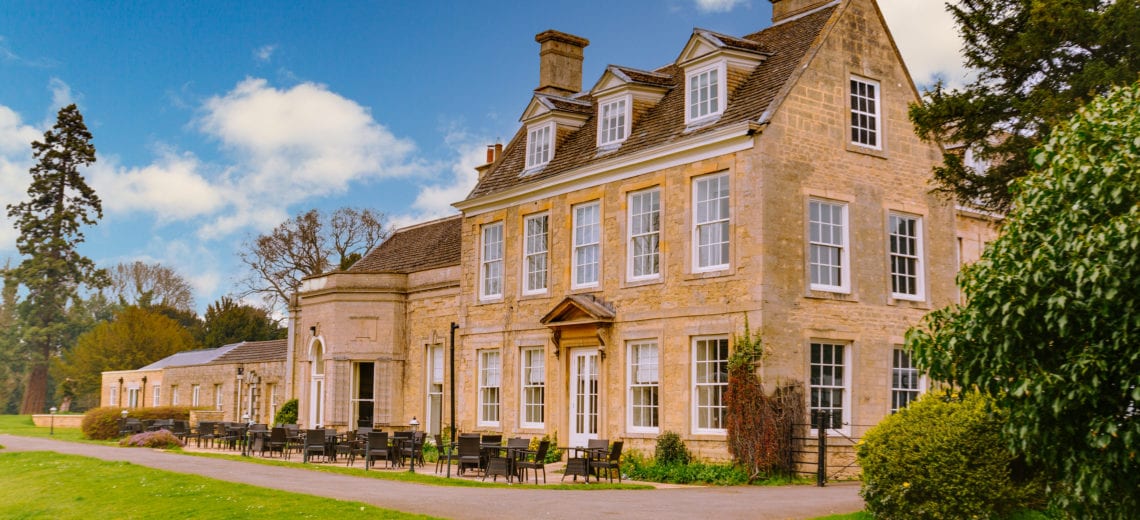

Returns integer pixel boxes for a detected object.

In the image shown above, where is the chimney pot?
[534,30,589,96]
[486,145,495,164]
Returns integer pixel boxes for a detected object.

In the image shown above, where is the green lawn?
[0,451,438,519]
[0,414,109,445]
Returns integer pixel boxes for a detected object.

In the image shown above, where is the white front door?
[568,348,600,447]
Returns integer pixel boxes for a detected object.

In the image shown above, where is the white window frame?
[572,201,601,289]
[526,122,554,169]
[889,213,924,301]
[152,384,160,407]
[850,77,881,149]
[213,384,223,411]
[597,95,631,146]
[891,348,924,413]
[808,199,850,293]
[628,187,661,281]
[692,336,729,434]
[170,385,179,406]
[478,350,501,427]
[480,222,504,300]
[520,347,545,429]
[693,173,731,272]
[522,213,549,295]
[810,341,851,436]
[685,62,727,125]
[191,384,201,407]
[627,340,660,433]
[109,386,119,406]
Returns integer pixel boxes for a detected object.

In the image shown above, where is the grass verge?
[0,451,438,519]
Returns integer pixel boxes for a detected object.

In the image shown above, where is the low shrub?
[623,450,747,485]
[528,430,563,463]
[654,430,691,466]
[120,429,184,449]
[273,399,298,425]
[858,392,1044,519]
[81,406,195,440]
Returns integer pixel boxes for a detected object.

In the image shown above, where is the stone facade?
[281,0,1002,468]
[100,340,287,424]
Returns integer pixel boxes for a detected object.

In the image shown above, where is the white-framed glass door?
[427,344,444,436]
[568,348,600,447]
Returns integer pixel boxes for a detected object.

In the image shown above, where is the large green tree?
[910,0,1140,213]
[53,306,197,409]
[5,104,108,414]
[907,83,1140,517]
[0,263,25,414]
[202,296,285,348]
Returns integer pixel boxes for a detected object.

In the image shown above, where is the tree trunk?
[19,356,48,414]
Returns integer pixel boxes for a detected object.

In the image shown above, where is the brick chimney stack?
[534,30,590,96]
[770,0,834,23]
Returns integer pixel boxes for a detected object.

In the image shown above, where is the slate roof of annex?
[137,343,240,370]
[347,215,462,274]
[467,6,836,200]
[211,339,287,364]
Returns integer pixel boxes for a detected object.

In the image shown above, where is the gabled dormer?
[590,65,673,149]
[676,29,771,127]
[519,93,591,172]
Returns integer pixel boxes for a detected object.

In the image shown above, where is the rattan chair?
[364,431,391,470]
[515,440,551,484]
[592,440,624,483]
[303,428,327,463]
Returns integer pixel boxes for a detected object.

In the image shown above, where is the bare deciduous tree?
[105,261,195,311]
[238,207,389,311]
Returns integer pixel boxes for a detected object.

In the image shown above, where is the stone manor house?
[106,0,998,460]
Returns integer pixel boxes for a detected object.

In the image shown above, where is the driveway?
[1,435,863,519]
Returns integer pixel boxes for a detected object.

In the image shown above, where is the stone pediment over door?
[539,294,616,359]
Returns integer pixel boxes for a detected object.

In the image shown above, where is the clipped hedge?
[858,393,1043,519]
[273,398,298,425]
[655,430,691,466]
[81,406,194,440]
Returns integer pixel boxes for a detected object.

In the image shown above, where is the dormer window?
[526,123,554,169]
[686,63,726,124]
[598,96,630,146]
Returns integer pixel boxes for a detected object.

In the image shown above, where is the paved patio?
[1,434,864,519]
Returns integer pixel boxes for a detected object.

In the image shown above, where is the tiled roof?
[347,215,462,274]
[138,344,239,370]
[693,28,772,54]
[538,93,593,116]
[466,6,836,200]
[609,66,674,88]
[211,339,287,365]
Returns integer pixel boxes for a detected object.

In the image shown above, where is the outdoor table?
[559,446,601,482]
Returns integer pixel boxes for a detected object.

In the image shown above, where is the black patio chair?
[592,440,624,483]
[457,434,482,476]
[434,434,457,473]
[265,427,290,458]
[364,431,391,470]
[515,440,551,484]
[303,428,327,463]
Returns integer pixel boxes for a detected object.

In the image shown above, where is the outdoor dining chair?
[303,428,328,463]
[265,427,290,459]
[515,440,551,484]
[364,431,391,470]
[592,440,624,483]
[434,434,458,473]
[457,434,482,476]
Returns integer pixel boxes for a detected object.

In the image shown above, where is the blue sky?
[0,0,964,315]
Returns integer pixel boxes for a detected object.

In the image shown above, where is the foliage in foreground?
[623,451,747,485]
[908,0,1140,213]
[908,82,1140,518]
[0,451,436,519]
[81,406,193,440]
[858,393,1043,519]
[725,319,803,482]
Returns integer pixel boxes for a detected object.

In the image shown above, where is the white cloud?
[0,105,40,253]
[90,149,227,221]
[879,0,970,90]
[389,125,484,229]
[694,0,748,14]
[48,78,75,108]
[253,44,277,63]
